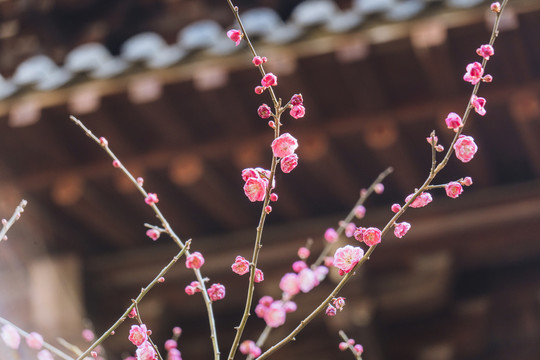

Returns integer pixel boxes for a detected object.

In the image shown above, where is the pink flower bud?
[265,205,272,214]
[172,327,182,336]
[261,73,277,87]
[476,44,494,60]
[290,105,305,119]
[325,304,337,316]
[461,176,473,186]
[454,135,478,163]
[445,181,464,198]
[144,193,159,205]
[165,339,177,351]
[339,342,348,351]
[185,251,205,269]
[157,276,165,283]
[490,2,501,13]
[254,268,264,283]
[405,192,433,208]
[146,229,160,241]
[354,205,366,219]
[99,137,108,147]
[257,104,272,119]
[280,153,298,173]
[483,74,493,82]
[345,222,356,237]
[185,285,196,295]
[91,351,98,358]
[271,133,298,158]
[279,273,300,296]
[1,325,20,349]
[136,177,144,186]
[26,332,44,350]
[112,160,121,168]
[391,203,401,213]
[445,112,463,130]
[394,222,411,238]
[255,86,265,94]
[207,283,226,301]
[363,227,382,246]
[226,29,242,46]
[374,183,384,194]
[324,227,339,243]
[270,193,278,202]
[290,93,303,106]
[297,246,310,259]
[252,56,264,66]
[268,120,275,128]
[354,344,364,355]
[292,260,308,273]
[128,308,137,319]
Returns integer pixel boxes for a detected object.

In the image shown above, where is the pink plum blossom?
[454,135,478,163]
[37,350,54,360]
[394,222,411,238]
[405,192,433,208]
[279,273,300,296]
[146,229,160,241]
[283,300,297,313]
[491,2,501,12]
[345,222,356,237]
[324,227,339,243]
[353,227,364,242]
[271,133,298,158]
[1,324,20,349]
[333,245,364,274]
[257,104,272,119]
[243,177,268,202]
[333,297,346,311]
[325,304,337,316]
[297,246,310,259]
[226,29,242,46]
[254,268,264,283]
[261,73,277,87]
[354,344,364,355]
[290,93,303,105]
[290,105,305,119]
[362,227,382,246]
[128,324,148,347]
[26,332,44,349]
[231,256,250,275]
[185,251,205,269]
[136,341,157,360]
[144,193,159,205]
[471,95,487,116]
[391,203,401,213]
[445,112,463,130]
[298,268,317,293]
[264,302,287,328]
[445,181,464,198]
[207,283,226,301]
[461,176,473,186]
[280,153,298,173]
[476,44,495,60]
[292,260,308,273]
[463,62,484,85]
[254,86,265,94]
[252,56,266,66]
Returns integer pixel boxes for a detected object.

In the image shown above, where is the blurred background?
[1,0,540,359]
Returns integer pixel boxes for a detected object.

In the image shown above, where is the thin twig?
[0,199,27,242]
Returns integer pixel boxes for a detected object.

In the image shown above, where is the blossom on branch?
[454,135,478,163]
[271,133,298,158]
[463,62,484,85]
[445,181,464,198]
[333,245,364,275]
[227,29,242,46]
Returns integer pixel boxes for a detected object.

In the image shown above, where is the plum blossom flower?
[257,104,272,119]
[227,29,242,46]
[37,350,54,360]
[271,133,298,158]
[476,44,495,60]
[325,304,337,316]
[333,297,346,311]
[333,245,364,274]
[290,93,303,106]
[146,229,160,241]
[136,341,157,360]
[128,324,148,347]
[445,181,464,198]
[290,105,305,119]
[298,268,317,293]
[185,251,205,269]
[463,62,484,85]
[207,283,226,301]
[454,135,478,163]
[26,332,44,350]
[394,222,411,238]
[254,268,264,283]
[461,176,473,186]
[280,153,298,173]
[1,324,20,349]
[362,227,382,246]
[240,340,261,358]
[252,56,266,66]
[405,192,433,208]
[445,112,463,130]
[324,227,339,243]
[263,302,286,328]
[254,86,265,94]
[279,273,300,296]
[261,73,277,87]
[144,193,159,205]
[243,177,268,202]
[471,95,487,116]
[231,256,250,275]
